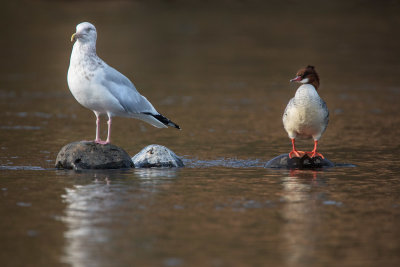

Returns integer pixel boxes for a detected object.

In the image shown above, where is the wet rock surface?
[132,144,184,168]
[55,141,134,170]
[265,154,335,169]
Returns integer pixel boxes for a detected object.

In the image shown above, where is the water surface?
[1,1,400,266]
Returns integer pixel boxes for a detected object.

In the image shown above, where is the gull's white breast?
[67,44,127,115]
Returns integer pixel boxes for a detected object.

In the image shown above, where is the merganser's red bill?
[290,76,302,82]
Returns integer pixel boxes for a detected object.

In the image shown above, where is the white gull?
[67,22,180,144]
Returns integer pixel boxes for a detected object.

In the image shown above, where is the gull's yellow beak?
[71,33,77,42]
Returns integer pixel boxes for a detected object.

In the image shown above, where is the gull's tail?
[142,112,181,130]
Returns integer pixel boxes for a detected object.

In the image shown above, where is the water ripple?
[0,165,45,170]
[0,125,41,130]
[182,156,265,168]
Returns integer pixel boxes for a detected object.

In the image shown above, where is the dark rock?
[55,141,134,170]
[265,154,335,169]
[132,144,184,168]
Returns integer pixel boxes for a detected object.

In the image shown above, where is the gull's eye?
[86,28,91,32]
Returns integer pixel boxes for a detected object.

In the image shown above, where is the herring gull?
[67,22,180,144]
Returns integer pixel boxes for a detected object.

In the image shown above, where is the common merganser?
[67,22,180,144]
[282,65,329,158]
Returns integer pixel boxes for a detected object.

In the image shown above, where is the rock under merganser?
[265,153,334,169]
[282,66,329,158]
[67,22,180,145]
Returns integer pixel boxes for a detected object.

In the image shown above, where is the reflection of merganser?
[67,22,180,144]
[282,66,329,158]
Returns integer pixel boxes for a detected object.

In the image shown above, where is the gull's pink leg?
[93,111,103,143]
[105,115,112,144]
[93,111,108,144]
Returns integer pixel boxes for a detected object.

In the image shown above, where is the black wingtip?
[172,123,181,130]
[143,112,181,130]
[167,120,181,130]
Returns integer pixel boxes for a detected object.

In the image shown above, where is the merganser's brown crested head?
[290,65,320,90]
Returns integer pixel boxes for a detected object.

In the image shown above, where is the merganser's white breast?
[283,84,329,140]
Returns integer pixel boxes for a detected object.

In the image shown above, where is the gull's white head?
[71,22,97,44]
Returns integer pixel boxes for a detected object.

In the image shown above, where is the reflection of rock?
[265,154,334,169]
[134,168,179,178]
[55,141,134,170]
[132,145,184,168]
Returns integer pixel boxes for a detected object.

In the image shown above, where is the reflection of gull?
[67,22,180,144]
[61,184,114,267]
[60,172,177,266]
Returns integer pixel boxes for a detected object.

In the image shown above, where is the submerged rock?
[132,144,184,168]
[55,141,134,170]
[265,154,335,169]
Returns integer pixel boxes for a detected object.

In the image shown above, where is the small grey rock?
[265,154,335,169]
[132,144,184,168]
[55,141,134,170]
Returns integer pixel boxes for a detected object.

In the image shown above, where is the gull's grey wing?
[101,65,158,115]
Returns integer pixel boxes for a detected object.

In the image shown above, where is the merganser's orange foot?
[289,150,306,159]
[306,151,325,159]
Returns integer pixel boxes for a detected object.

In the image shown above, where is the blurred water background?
[1,1,400,266]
